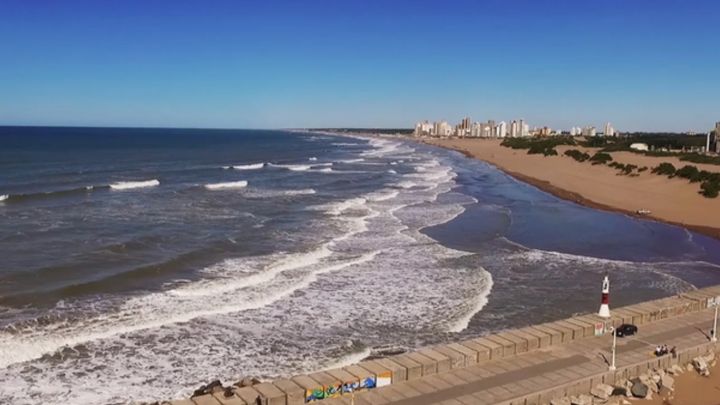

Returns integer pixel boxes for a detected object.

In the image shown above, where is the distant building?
[437,121,452,137]
[470,122,481,137]
[582,126,597,137]
[604,122,615,137]
[414,120,433,136]
[630,143,649,151]
[708,123,720,153]
[496,121,507,138]
[509,120,519,137]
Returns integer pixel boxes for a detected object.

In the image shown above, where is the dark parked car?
[615,323,638,337]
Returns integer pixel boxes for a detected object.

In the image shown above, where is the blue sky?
[0,0,718,131]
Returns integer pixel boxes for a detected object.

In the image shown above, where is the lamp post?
[609,326,617,371]
[713,304,718,343]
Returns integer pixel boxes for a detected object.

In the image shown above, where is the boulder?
[591,383,614,400]
[631,381,649,398]
[611,387,627,397]
[660,374,675,390]
[234,377,261,387]
[693,357,711,376]
[668,364,684,375]
[569,394,593,405]
[550,398,572,405]
[651,373,662,384]
[638,374,658,393]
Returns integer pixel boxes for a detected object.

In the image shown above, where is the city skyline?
[1,0,719,131]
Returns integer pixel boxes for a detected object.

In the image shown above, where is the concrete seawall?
[170,285,720,405]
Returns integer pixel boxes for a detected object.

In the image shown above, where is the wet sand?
[422,138,720,240]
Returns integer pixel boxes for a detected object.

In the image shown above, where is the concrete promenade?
[177,285,720,405]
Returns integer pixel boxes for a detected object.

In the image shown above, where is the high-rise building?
[605,122,615,137]
[437,121,452,137]
[496,121,507,138]
[471,122,482,137]
[582,126,597,137]
[461,117,471,130]
[521,121,529,137]
[414,120,433,137]
[510,120,519,137]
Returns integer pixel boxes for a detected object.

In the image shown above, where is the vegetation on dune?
[501,136,575,157]
[701,181,720,198]
[651,162,720,198]
[589,152,613,165]
[652,162,677,177]
[609,162,638,175]
[501,135,720,198]
[564,149,590,162]
[679,153,720,165]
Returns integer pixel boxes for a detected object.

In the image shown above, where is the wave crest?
[109,180,160,190]
[205,181,248,190]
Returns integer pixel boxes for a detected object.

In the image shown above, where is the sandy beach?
[636,361,720,405]
[422,138,720,239]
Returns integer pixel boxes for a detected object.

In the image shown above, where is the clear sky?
[0,0,718,131]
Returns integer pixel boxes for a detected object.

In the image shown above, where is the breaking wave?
[109,179,160,190]
[204,181,248,190]
[227,163,264,170]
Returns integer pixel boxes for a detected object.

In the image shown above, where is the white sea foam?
[397,181,416,189]
[323,197,367,216]
[446,275,494,333]
[0,195,7,202]
[284,188,316,196]
[231,163,264,170]
[269,164,312,171]
[317,168,333,173]
[337,158,365,164]
[204,181,248,190]
[367,190,399,202]
[387,169,397,174]
[109,179,160,190]
[0,140,503,404]
[309,157,318,161]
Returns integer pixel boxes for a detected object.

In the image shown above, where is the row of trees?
[651,162,720,198]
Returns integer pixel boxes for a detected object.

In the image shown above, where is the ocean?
[1,127,720,404]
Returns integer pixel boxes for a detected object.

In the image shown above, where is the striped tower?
[598,275,611,318]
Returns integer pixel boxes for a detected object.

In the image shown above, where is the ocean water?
[1,127,720,404]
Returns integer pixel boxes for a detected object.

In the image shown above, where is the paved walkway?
[329,309,716,405]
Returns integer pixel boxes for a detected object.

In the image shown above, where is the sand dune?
[424,138,720,238]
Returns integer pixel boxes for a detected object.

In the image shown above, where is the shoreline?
[417,138,720,241]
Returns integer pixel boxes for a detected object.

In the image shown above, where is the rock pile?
[692,352,715,377]
[550,352,715,405]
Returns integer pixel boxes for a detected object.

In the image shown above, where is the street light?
[609,326,617,371]
[712,304,718,343]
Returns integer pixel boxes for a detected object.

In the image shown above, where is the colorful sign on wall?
[303,370,391,402]
[376,371,391,387]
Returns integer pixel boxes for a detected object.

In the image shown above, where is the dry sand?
[422,138,720,239]
[635,362,720,405]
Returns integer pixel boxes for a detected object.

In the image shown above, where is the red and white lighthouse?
[598,275,611,318]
